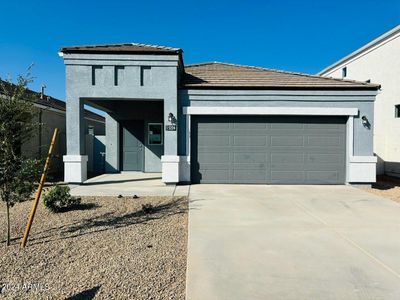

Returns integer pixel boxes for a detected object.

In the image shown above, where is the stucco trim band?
[183,106,359,116]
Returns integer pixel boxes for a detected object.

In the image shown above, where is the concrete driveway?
[186,185,400,300]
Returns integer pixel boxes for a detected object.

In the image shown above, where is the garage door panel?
[198,135,230,146]
[198,121,230,130]
[307,136,344,147]
[306,123,343,130]
[234,153,267,163]
[198,170,230,183]
[271,153,304,164]
[233,122,268,129]
[307,171,339,183]
[271,136,304,146]
[307,154,344,164]
[233,136,268,146]
[270,164,307,171]
[198,152,230,163]
[271,171,305,182]
[270,123,304,129]
[191,115,346,184]
[233,163,267,170]
[199,163,230,170]
[233,170,267,182]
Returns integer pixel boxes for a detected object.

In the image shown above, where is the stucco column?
[63,96,88,183]
[105,113,120,173]
[161,94,180,183]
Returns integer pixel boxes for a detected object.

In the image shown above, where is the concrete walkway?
[69,172,189,197]
[187,185,400,300]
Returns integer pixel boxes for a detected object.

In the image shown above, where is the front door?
[121,120,144,171]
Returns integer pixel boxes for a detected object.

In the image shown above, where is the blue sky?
[0,0,399,102]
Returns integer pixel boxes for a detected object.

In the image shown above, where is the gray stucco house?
[59,43,380,185]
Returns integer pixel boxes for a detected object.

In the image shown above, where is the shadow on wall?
[384,161,400,178]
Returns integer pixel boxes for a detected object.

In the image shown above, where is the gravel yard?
[0,195,188,299]
[366,175,400,203]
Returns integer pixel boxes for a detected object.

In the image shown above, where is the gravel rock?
[0,196,188,299]
[366,176,400,203]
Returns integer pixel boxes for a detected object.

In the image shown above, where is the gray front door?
[121,120,144,171]
[191,115,347,184]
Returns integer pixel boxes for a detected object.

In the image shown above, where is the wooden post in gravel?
[21,128,59,248]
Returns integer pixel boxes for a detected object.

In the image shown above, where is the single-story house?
[318,24,400,178]
[0,79,105,175]
[59,43,380,185]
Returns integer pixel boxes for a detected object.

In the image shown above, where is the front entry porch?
[64,96,182,184]
[69,172,190,197]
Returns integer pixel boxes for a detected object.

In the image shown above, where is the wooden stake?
[21,128,59,248]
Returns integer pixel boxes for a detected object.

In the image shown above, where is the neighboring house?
[318,25,400,177]
[0,80,105,175]
[59,43,379,185]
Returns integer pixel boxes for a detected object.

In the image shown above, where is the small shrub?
[142,203,155,214]
[43,185,81,212]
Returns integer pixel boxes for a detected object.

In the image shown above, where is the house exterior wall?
[319,31,400,176]
[62,53,180,183]
[21,105,104,176]
[61,50,377,184]
[178,89,377,183]
[104,100,163,173]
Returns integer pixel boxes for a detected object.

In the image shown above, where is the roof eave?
[180,85,380,91]
[60,49,182,55]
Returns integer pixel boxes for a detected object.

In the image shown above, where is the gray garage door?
[191,115,347,184]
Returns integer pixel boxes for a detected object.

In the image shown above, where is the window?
[148,123,163,145]
[395,105,400,118]
[342,67,347,78]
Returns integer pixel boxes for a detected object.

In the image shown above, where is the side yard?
[0,196,188,299]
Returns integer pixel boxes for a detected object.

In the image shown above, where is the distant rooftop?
[0,80,105,122]
[60,43,182,55]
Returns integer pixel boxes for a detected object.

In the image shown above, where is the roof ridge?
[60,43,182,52]
[185,61,379,87]
[130,42,180,51]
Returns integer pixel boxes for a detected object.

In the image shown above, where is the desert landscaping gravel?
[0,195,188,299]
[366,176,400,203]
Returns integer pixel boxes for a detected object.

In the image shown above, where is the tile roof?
[0,80,105,122]
[60,43,182,55]
[183,62,380,90]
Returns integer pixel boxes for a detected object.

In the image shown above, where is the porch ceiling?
[85,99,163,113]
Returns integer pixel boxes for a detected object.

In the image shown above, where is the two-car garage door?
[190,115,347,184]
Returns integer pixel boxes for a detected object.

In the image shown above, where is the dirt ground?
[0,196,188,299]
[366,175,400,203]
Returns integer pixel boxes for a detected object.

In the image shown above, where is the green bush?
[43,185,81,212]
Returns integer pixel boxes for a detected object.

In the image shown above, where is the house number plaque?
[166,125,177,131]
